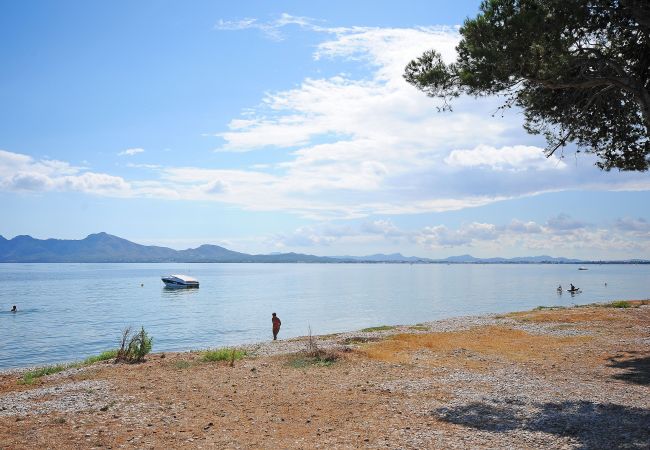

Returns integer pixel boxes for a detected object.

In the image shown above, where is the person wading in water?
[272,312,281,341]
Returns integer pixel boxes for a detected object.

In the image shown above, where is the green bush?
[116,327,153,363]
[173,360,192,369]
[609,301,631,308]
[203,348,246,362]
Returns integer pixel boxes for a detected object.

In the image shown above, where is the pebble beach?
[1,301,648,449]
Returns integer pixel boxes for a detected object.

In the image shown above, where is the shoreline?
[1,299,649,448]
[2,299,647,375]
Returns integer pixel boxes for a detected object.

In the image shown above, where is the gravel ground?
[0,303,648,449]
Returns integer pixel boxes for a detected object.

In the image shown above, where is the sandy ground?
[1,301,649,449]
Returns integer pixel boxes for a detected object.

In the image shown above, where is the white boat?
[161,274,199,288]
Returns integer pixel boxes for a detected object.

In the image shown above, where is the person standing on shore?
[272,312,281,341]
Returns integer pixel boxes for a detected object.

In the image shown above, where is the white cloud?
[205,21,650,217]
[118,148,145,157]
[546,214,589,232]
[215,13,318,41]
[508,219,543,234]
[445,145,566,171]
[0,149,131,196]
[614,217,650,233]
[412,217,650,256]
[2,20,649,220]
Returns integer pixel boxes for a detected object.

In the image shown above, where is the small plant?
[288,326,340,368]
[115,327,153,363]
[21,365,68,384]
[83,350,118,365]
[203,348,246,362]
[361,325,395,332]
[173,360,192,369]
[288,355,337,368]
[609,301,631,308]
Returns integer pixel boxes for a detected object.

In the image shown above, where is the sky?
[1,0,649,259]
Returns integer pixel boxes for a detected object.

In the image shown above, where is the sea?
[1,263,648,370]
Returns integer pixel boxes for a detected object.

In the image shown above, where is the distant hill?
[0,233,646,263]
[335,253,434,263]
[438,254,583,264]
[0,233,337,263]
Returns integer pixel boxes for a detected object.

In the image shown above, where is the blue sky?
[1,1,649,259]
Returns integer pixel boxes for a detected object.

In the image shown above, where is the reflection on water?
[1,263,648,369]
[161,286,201,299]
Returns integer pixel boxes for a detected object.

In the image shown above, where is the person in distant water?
[570,283,576,291]
[272,313,281,341]
[10,305,17,312]
[557,284,562,292]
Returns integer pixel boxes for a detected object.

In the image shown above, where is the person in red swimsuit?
[272,312,281,340]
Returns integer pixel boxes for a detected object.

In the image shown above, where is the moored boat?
[161,274,199,288]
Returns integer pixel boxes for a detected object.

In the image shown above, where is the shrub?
[288,326,340,368]
[203,348,246,363]
[609,301,631,308]
[173,360,192,369]
[116,327,153,363]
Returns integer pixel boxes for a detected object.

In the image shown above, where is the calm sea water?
[1,263,648,369]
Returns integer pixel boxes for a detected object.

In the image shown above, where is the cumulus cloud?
[546,214,589,232]
[361,219,402,236]
[415,222,500,248]
[508,219,543,234]
[411,216,650,256]
[0,149,131,196]
[243,213,650,257]
[615,217,650,233]
[445,145,566,171]
[269,223,359,248]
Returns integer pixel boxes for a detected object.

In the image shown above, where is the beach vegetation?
[534,305,564,311]
[173,360,192,369]
[289,326,341,368]
[83,350,119,365]
[361,325,396,332]
[202,348,247,363]
[116,326,153,363]
[405,0,650,171]
[20,365,68,384]
[609,300,632,308]
[288,354,338,368]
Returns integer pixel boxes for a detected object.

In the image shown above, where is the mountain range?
[0,233,646,263]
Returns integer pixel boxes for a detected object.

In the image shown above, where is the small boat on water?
[578,267,588,270]
[161,274,199,288]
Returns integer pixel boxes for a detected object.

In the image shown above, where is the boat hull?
[161,277,199,288]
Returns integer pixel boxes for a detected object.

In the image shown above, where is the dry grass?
[509,300,650,324]
[508,309,616,324]
[361,326,590,367]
